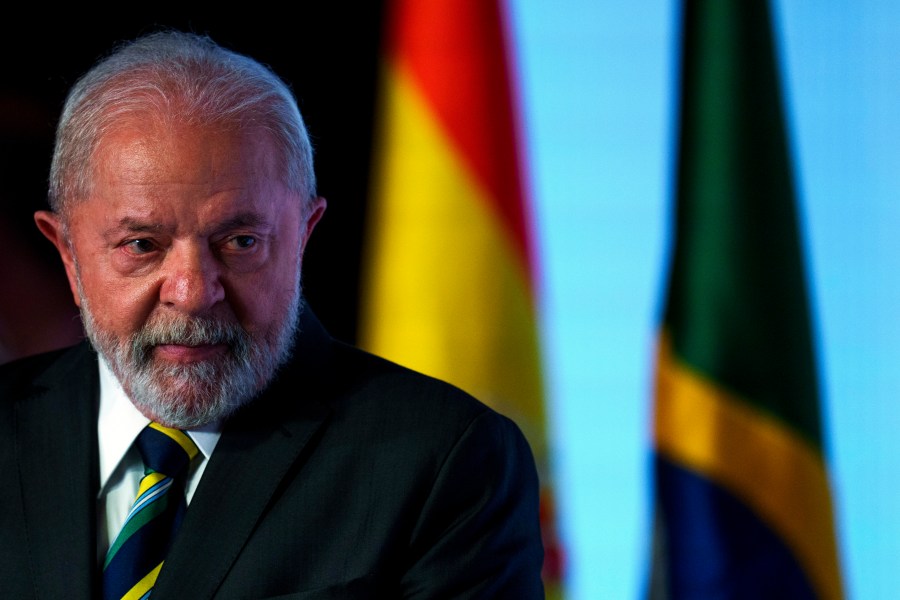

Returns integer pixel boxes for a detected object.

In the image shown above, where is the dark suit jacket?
[0,308,545,599]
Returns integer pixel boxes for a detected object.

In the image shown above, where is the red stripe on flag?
[385,0,535,275]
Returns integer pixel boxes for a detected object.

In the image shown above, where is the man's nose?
[158,243,225,314]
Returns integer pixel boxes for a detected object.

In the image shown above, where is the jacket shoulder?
[330,340,492,416]
[0,343,94,403]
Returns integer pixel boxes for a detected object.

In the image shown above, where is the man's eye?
[229,235,256,249]
[124,239,156,254]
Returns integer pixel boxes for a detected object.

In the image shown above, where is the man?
[0,30,544,599]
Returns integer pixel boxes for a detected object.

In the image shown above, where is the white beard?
[75,268,302,428]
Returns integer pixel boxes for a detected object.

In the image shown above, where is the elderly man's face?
[36,122,325,428]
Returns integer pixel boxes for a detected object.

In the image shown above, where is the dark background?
[0,9,387,362]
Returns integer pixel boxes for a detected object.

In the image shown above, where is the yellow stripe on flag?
[361,61,546,456]
[654,334,843,600]
[362,1,565,592]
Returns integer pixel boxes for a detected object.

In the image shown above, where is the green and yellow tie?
[102,423,199,600]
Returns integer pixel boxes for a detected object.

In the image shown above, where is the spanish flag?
[359,0,563,595]
[649,1,844,598]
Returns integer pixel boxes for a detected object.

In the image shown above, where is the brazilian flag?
[649,1,844,598]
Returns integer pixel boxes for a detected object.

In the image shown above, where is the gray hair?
[48,29,316,216]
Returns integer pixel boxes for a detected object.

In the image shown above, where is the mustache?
[129,315,251,363]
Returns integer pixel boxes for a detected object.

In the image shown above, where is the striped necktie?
[102,423,200,600]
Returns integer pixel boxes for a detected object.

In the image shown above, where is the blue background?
[509,1,898,598]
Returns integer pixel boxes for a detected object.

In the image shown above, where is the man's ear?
[299,196,327,257]
[34,210,82,308]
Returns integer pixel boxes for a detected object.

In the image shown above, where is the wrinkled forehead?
[90,118,284,187]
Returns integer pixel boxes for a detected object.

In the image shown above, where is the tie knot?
[136,423,200,478]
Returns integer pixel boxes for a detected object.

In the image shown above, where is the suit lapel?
[16,343,100,599]
[154,307,337,599]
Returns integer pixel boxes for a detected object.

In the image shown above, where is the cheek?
[224,256,300,331]
[79,269,159,335]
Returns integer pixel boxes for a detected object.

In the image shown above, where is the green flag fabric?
[649,1,844,598]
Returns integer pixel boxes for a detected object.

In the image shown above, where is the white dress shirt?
[96,357,222,563]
